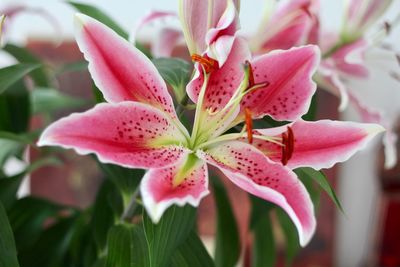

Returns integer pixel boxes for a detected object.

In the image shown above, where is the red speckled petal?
[187,37,250,138]
[75,14,177,119]
[187,36,251,108]
[141,155,209,223]
[198,141,315,246]
[38,102,190,169]
[239,45,320,122]
[254,119,385,170]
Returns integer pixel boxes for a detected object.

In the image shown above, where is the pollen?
[245,60,255,89]
[191,54,219,74]
[281,126,294,165]
[245,108,253,144]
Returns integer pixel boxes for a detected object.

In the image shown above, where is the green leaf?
[105,224,150,267]
[211,176,240,267]
[249,196,275,267]
[0,80,30,133]
[90,180,122,252]
[152,58,191,102]
[0,157,61,209]
[56,61,89,75]
[170,232,215,267]
[295,169,321,210]
[301,93,317,121]
[18,215,79,267]
[277,208,300,266]
[68,1,128,39]
[31,87,86,114]
[0,201,20,267]
[0,139,23,168]
[3,44,49,87]
[295,167,343,213]
[0,64,40,94]
[8,197,64,251]
[143,205,197,267]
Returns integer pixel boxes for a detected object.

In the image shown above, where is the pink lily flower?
[38,14,384,246]
[179,0,240,65]
[250,0,320,53]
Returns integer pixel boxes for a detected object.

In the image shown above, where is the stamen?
[281,132,288,165]
[281,126,295,165]
[191,54,219,74]
[245,108,253,144]
[245,60,255,89]
[286,126,294,161]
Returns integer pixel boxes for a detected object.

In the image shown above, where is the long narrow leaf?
[0,201,20,267]
[211,175,240,267]
[0,64,39,94]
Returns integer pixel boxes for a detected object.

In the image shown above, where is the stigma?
[191,54,219,74]
[281,126,294,165]
[245,108,253,144]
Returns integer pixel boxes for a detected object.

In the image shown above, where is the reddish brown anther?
[191,54,219,74]
[245,60,255,89]
[281,126,295,165]
[245,108,253,144]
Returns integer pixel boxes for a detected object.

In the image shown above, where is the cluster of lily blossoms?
[137,0,400,169]
[38,0,384,246]
[249,0,400,168]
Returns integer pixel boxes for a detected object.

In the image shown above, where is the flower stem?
[121,186,141,222]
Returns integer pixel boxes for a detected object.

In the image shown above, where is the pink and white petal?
[348,92,382,124]
[345,0,393,33]
[255,119,385,170]
[178,0,209,55]
[331,40,369,78]
[198,141,315,246]
[74,14,177,119]
[38,102,190,169]
[152,28,183,58]
[141,155,209,223]
[207,35,236,68]
[259,13,313,52]
[187,36,251,108]
[252,0,319,52]
[129,10,177,44]
[206,0,239,49]
[316,66,350,111]
[239,45,320,122]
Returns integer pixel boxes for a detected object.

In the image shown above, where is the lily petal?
[179,0,238,56]
[330,39,369,78]
[343,0,393,38]
[252,0,320,52]
[188,37,251,139]
[238,45,320,123]
[38,102,190,169]
[198,140,315,246]
[141,154,209,223]
[74,13,177,119]
[187,36,250,108]
[253,119,385,170]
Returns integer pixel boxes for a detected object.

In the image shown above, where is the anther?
[191,54,219,74]
[245,60,255,89]
[245,108,253,144]
[281,126,294,165]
